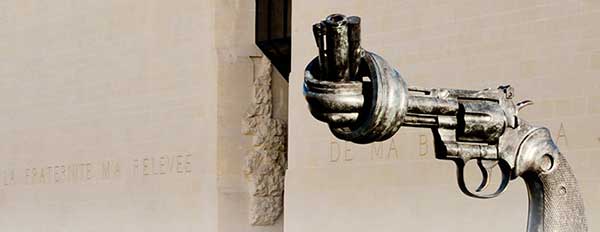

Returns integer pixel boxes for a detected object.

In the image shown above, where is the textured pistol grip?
[517,129,587,232]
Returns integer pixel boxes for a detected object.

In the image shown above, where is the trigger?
[475,160,498,192]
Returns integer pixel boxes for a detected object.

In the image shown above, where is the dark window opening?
[256,0,291,80]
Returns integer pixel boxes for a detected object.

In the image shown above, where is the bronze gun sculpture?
[304,14,587,231]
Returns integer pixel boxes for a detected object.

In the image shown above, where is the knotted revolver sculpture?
[304,14,587,231]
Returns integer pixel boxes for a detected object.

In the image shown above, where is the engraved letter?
[185,154,192,173]
[387,138,399,159]
[371,142,384,160]
[557,122,569,147]
[343,142,353,161]
[419,134,428,156]
[329,140,341,162]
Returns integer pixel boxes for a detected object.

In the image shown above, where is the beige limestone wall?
[0,1,218,231]
[216,1,286,231]
[288,1,600,231]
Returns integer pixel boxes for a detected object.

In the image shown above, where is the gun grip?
[518,129,587,232]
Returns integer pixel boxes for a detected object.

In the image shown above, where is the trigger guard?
[455,159,511,199]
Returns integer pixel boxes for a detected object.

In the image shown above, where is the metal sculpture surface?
[303,14,587,232]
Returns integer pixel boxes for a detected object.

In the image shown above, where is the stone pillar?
[242,56,287,226]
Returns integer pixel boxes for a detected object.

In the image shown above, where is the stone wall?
[215,1,286,231]
[242,56,286,226]
[0,0,218,231]
[0,1,290,231]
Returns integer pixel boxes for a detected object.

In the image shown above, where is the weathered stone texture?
[242,56,287,226]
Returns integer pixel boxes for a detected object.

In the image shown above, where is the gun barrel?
[347,16,362,80]
[312,14,363,82]
[402,115,438,127]
[324,14,350,82]
[399,91,459,128]
[407,95,458,115]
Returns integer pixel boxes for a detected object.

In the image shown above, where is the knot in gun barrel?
[304,15,409,144]
[304,15,513,146]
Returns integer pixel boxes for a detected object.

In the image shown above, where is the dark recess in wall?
[256,0,291,80]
